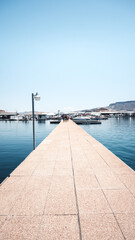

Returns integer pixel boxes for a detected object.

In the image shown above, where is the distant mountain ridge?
[81,101,135,112]
[108,101,135,111]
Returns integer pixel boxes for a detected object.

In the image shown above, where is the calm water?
[0,121,56,183]
[0,118,135,183]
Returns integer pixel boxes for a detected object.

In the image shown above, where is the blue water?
[0,118,135,183]
[0,121,56,183]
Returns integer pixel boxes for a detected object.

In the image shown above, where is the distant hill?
[93,107,109,112]
[81,107,109,112]
[108,101,135,111]
[81,101,135,112]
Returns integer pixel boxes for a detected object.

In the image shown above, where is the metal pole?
[32,93,35,150]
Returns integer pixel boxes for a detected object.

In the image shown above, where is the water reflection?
[0,121,56,183]
[38,120,46,124]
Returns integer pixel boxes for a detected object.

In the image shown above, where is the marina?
[1,110,135,122]
[0,120,135,239]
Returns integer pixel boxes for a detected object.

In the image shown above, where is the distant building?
[37,112,48,120]
[0,112,18,120]
[36,112,55,120]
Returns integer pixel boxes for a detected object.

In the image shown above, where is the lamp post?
[32,92,40,150]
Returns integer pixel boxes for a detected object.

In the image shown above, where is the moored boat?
[50,119,61,124]
[72,116,101,124]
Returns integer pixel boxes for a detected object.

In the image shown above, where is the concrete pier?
[0,120,135,239]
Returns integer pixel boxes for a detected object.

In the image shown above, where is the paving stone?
[85,152,108,168]
[80,214,124,240]
[54,161,72,169]
[92,167,114,175]
[0,216,7,228]
[104,189,135,213]
[0,216,41,240]
[32,168,54,176]
[0,176,29,192]
[53,168,73,176]
[95,172,125,189]
[112,166,135,175]
[24,176,52,190]
[75,174,100,189]
[38,215,79,240]
[0,188,22,215]
[10,189,48,216]
[50,176,74,190]
[45,188,77,215]
[117,174,135,190]
[115,214,135,240]
[77,189,112,214]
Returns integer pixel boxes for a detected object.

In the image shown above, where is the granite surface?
[0,120,135,239]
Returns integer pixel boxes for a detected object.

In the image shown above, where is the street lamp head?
[34,93,40,101]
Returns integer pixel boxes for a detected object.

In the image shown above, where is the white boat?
[72,116,101,124]
[50,119,61,124]
[50,117,61,124]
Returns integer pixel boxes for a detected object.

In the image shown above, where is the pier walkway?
[0,120,135,239]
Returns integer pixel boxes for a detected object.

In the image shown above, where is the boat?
[72,116,101,124]
[50,117,61,124]
[50,119,61,124]
[100,115,108,120]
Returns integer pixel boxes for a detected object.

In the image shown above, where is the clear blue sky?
[0,0,135,112]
